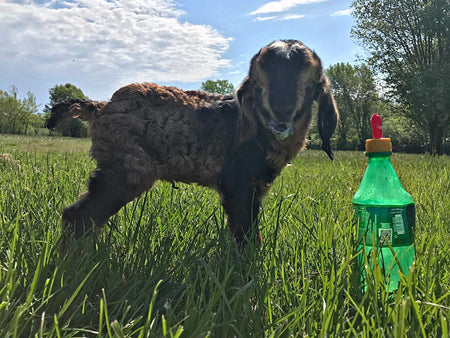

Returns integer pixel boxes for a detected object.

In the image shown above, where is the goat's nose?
[272,104,294,120]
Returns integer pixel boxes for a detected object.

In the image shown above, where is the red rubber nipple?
[371,113,382,139]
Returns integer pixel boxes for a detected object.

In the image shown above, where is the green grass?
[0,134,449,337]
[0,133,91,153]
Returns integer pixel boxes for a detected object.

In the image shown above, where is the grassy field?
[0,134,449,337]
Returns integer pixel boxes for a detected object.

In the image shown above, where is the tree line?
[351,0,449,155]
[0,0,447,154]
[0,86,42,135]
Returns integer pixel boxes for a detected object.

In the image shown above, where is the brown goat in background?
[46,39,339,246]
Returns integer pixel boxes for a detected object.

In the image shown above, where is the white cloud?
[253,16,278,22]
[331,9,352,16]
[0,0,231,101]
[253,13,305,22]
[280,14,305,20]
[250,0,327,16]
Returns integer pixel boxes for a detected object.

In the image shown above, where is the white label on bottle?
[393,214,405,234]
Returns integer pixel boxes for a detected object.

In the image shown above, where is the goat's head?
[236,40,339,159]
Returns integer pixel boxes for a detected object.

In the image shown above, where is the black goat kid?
[46,39,339,247]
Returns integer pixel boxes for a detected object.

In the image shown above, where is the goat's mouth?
[268,121,293,141]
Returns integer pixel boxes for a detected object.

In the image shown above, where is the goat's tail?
[45,99,105,130]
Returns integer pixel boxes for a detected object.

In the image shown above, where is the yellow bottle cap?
[365,138,392,153]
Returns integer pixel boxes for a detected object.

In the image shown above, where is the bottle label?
[354,204,415,246]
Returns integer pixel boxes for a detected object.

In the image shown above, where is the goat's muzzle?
[268,120,293,141]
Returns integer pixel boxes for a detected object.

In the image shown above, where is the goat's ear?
[315,75,339,160]
[234,77,257,147]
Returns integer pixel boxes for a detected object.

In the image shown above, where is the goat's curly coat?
[46,40,339,245]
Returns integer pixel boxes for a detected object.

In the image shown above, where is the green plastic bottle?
[353,113,415,292]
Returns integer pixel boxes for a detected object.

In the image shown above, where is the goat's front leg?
[220,179,265,245]
[219,143,273,245]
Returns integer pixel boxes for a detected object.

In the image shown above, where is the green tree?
[351,0,450,154]
[45,83,88,138]
[200,79,235,95]
[44,83,87,115]
[0,86,39,134]
[327,63,378,150]
[379,101,427,153]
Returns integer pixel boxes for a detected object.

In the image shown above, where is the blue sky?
[0,0,357,112]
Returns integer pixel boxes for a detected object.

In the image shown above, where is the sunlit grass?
[0,135,448,336]
[0,133,91,153]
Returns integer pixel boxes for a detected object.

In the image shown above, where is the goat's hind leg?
[62,166,151,241]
